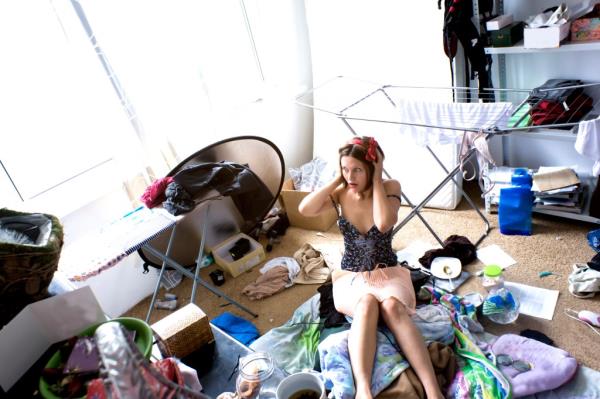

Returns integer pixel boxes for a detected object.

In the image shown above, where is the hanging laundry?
[575,115,600,176]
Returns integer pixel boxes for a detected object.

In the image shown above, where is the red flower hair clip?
[366,137,378,162]
[352,137,378,162]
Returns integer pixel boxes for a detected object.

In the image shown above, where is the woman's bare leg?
[348,294,379,399]
[379,297,445,399]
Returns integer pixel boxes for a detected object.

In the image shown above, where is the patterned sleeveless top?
[331,196,399,272]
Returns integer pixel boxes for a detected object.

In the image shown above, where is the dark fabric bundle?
[418,235,477,269]
[317,282,347,328]
[588,252,600,272]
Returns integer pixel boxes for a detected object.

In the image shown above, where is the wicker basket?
[151,303,214,359]
[0,208,64,327]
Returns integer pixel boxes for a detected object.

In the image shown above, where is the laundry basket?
[0,208,64,327]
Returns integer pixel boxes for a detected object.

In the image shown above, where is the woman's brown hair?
[338,136,384,190]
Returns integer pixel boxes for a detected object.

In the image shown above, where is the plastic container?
[236,352,285,399]
[483,287,520,324]
[481,264,505,292]
[498,168,534,236]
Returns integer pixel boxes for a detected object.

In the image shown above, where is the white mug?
[276,371,326,399]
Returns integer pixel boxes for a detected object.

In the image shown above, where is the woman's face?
[341,155,369,193]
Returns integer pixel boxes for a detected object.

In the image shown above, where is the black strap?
[387,194,402,204]
[329,195,341,218]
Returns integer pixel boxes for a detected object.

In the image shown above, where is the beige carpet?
[125,182,600,371]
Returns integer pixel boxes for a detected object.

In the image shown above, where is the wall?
[229,0,314,171]
[305,1,451,163]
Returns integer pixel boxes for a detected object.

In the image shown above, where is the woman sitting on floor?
[299,136,444,399]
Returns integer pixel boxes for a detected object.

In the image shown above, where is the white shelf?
[533,208,600,224]
[506,129,577,141]
[485,40,600,55]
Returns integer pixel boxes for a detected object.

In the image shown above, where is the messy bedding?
[250,286,600,399]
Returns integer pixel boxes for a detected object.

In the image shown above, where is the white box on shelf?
[486,14,514,31]
[524,22,571,48]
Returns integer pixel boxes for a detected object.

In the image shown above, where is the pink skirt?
[332,266,416,317]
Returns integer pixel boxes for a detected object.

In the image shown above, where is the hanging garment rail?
[296,76,600,245]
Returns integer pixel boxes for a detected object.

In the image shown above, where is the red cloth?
[140,176,174,208]
[530,94,593,126]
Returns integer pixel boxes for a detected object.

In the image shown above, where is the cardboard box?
[151,303,214,358]
[212,232,265,277]
[491,22,524,47]
[0,287,106,391]
[486,14,514,31]
[571,4,600,42]
[279,179,337,231]
[524,22,571,48]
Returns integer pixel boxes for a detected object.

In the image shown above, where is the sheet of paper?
[476,244,516,269]
[0,286,105,390]
[396,240,440,268]
[532,167,580,192]
[505,282,559,320]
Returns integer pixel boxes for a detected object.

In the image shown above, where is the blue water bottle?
[498,168,533,235]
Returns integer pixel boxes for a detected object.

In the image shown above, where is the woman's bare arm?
[372,152,401,232]
[298,174,343,217]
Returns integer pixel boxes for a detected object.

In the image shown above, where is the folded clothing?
[491,334,578,397]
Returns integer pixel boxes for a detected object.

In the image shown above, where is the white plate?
[430,257,462,279]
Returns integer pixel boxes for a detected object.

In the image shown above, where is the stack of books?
[533,167,585,214]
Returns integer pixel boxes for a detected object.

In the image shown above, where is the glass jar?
[236,352,285,399]
[481,264,505,292]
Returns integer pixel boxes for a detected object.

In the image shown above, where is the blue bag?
[587,228,600,252]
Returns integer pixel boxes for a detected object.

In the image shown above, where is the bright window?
[0,0,264,217]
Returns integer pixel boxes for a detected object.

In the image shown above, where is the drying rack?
[296,76,600,246]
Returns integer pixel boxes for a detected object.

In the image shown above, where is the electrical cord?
[564,308,600,338]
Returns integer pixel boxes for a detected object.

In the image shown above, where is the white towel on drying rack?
[392,100,513,146]
[575,115,600,176]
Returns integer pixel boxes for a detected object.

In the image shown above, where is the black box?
[491,22,524,47]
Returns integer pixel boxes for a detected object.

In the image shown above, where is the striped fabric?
[59,207,176,282]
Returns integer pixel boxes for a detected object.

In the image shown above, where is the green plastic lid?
[483,264,503,277]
